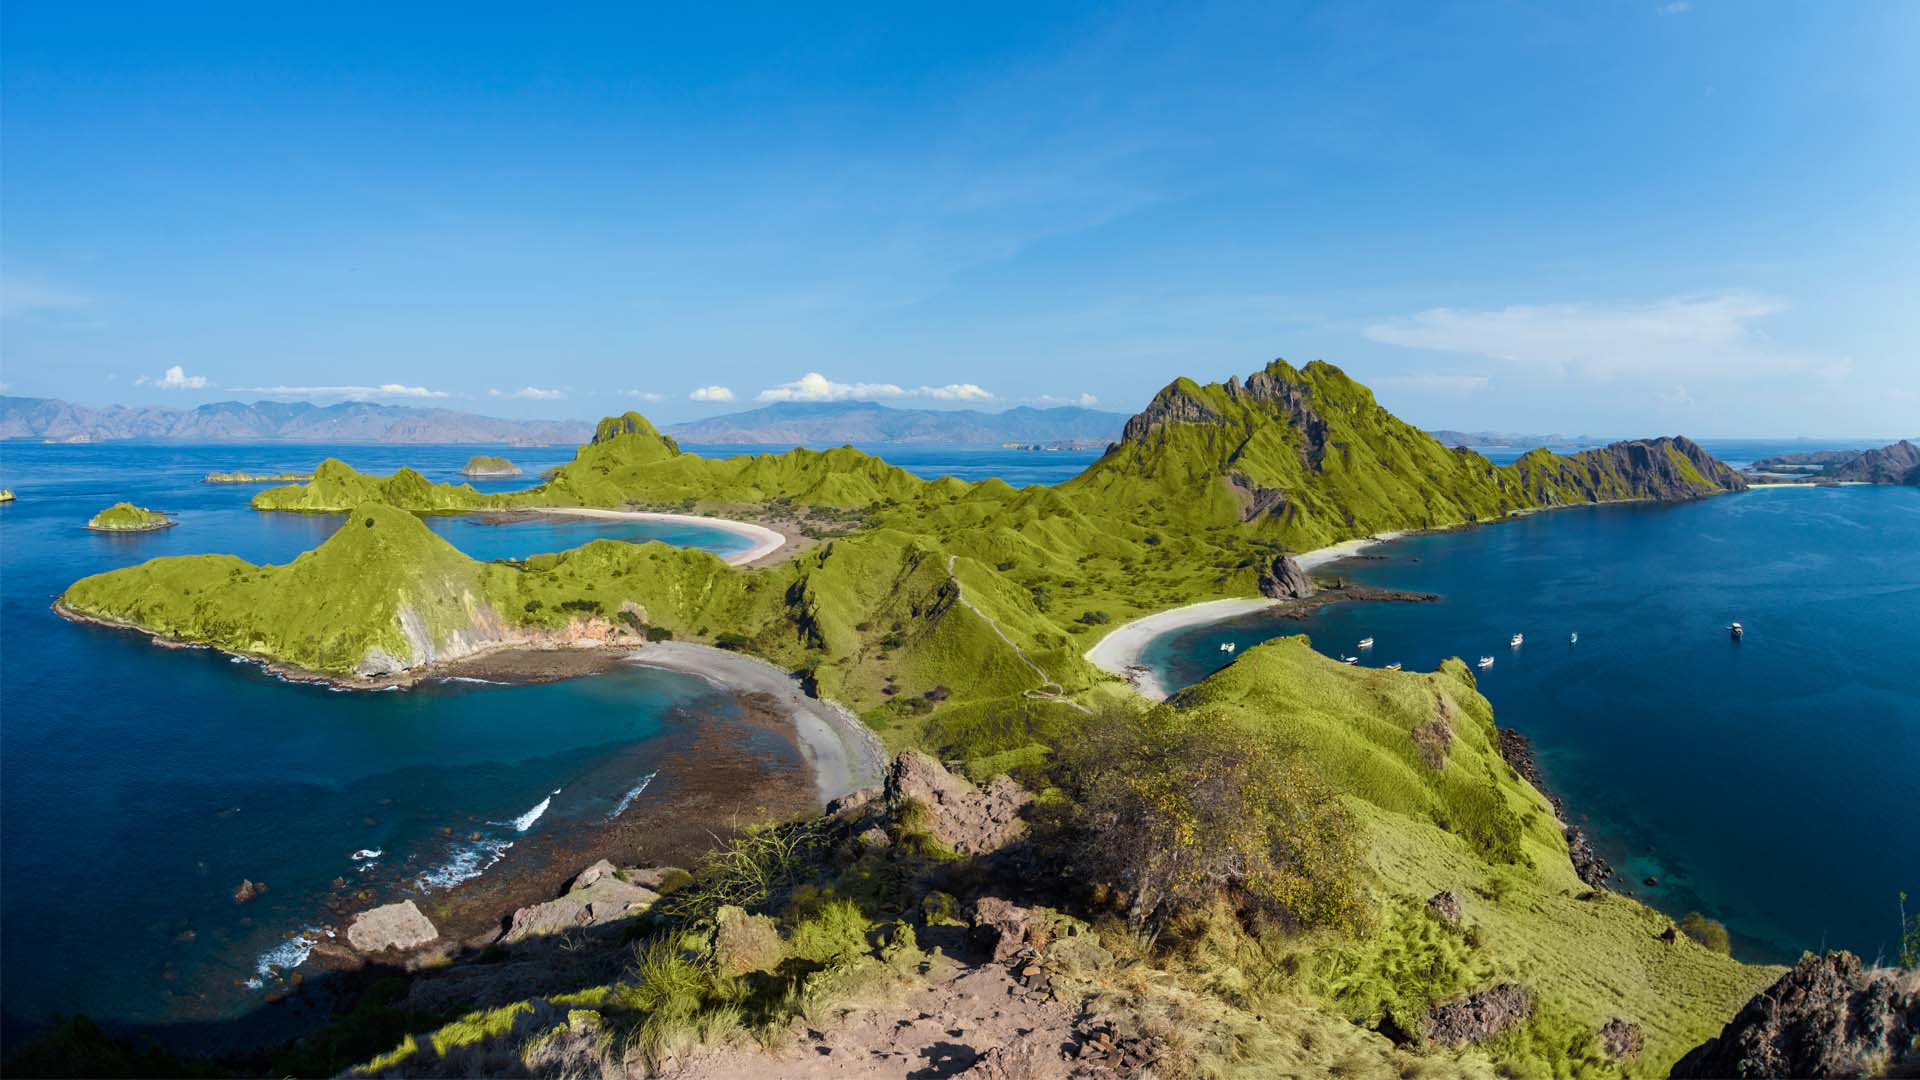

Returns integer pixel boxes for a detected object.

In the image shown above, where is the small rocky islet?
[83,501,175,532]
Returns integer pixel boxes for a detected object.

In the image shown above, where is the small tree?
[1053,707,1365,935]
[1901,892,1919,969]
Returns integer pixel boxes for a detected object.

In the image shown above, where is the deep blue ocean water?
[1144,484,1920,964]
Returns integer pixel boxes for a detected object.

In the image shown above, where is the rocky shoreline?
[1495,727,1615,891]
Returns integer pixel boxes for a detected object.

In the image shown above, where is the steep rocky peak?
[591,411,678,452]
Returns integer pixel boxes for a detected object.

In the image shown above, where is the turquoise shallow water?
[1143,485,1920,963]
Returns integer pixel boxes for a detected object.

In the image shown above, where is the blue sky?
[2,2,1915,436]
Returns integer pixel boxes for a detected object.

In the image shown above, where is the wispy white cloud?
[1655,1,1691,14]
[233,383,448,399]
[1372,374,1490,393]
[1027,392,1102,407]
[689,385,736,402]
[755,372,993,403]
[1363,292,1845,381]
[0,275,91,319]
[620,390,665,402]
[136,365,209,390]
[489,386,565,400]
[916,382,994,402]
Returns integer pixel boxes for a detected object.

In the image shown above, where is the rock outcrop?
[885,751,1031,856]
[710,905,783,976]
[1598,1017,1644,1063]
[1421,983,1533,1046]
[503,861,660,944]
[1671,951,1920,1078]
[1258,554,1315,599]
[348,900,439,953]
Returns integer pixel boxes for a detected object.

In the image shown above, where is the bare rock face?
[1671,951,1920,1078]
[1258,554,1315,600]
[1422,983,1533,1046]
[348,900,439,953]
[885,751,1031,856]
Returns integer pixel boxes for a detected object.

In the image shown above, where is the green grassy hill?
[83,501,174,531]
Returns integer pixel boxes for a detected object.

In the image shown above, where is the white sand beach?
[516,508,787,565]
[625,641,887,802]
[1084,530,1410,700]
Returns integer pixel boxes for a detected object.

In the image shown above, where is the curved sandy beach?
[625,641,887,802]
[512,507,787,565]
[1084,531,1408,700]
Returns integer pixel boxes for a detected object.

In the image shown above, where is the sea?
[0,436,1910,1041]
[1143,467,1919,965]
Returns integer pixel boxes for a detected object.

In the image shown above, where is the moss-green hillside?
[460,454,521,476]
[1168,638,1777,1073]
[84,502,173,531]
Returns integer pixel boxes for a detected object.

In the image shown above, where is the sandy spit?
[500,507,787,565]
[1082,531,1409,700]
[625,641,887,803]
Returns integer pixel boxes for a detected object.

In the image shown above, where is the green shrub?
[1077,609,1112,626]
[1903,893,1920,969]
[714,631,751,651]
[1678,911,1731,954]
[1052,707,1365,934]
[646,625,675,641]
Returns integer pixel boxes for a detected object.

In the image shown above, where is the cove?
[1142,486,1920,963]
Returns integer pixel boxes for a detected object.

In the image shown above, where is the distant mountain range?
[663,401,1129,446]
[1426,429,1608,449]
[0,396,593,445]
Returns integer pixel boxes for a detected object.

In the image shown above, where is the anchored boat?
[1339,655,1359,665]
[1219,641,1237,653]
[1729,621,1743,639]
[1569,632,1578,644]
[1510,633,1524,647]
[1477,656,1495,669]
[1385,662,1402,671]
[1357,637,1375,649]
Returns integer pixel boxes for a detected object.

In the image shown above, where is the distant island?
[84,501,175,532]
[204,470,314,484]
[664,400,1128,446]
[460,454,522,478]
[1749,439,1920,485]
[1,396,591,445]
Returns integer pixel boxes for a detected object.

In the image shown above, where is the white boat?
[1340,655,1359,664]
[1477,656,1495,669]
[1357,637,1375,649]
[1510,633,1524,647]
[1385,662,1402,671]
[1729,622,1743,639]
[1569,632,1578,644]
[1219,642,1236,653]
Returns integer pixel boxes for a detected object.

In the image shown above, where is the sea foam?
[609,772,658,821]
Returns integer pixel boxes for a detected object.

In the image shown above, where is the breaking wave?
[608,772,658,821]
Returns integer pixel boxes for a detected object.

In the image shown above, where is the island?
[83,501,175,532]
[49,360,1807,1079]
[1748,439,1920,486]
[202,470,314,484]
[459,454,523,478]
[0,488,13,503]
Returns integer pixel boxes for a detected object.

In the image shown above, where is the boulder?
[885,751,1031,856]
[971,897,1034,964]
[617,866,685,891]
[1421,983,1532,1046]
[347,900,439,953]
[1427,890,1463,926]
[711,905,783,976]
[1258,554,1315,600]
[233,879,266,905]
[505,875,658,943]
[1671,951,1920,1078]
